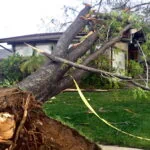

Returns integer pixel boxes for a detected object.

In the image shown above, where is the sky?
[0,0,149,38]
[0,0,86,38]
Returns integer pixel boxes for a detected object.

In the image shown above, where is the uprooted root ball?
[0,88,101,150]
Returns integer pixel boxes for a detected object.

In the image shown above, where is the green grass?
[43,90,150,149]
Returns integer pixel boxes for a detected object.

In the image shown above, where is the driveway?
[99,145,143,150]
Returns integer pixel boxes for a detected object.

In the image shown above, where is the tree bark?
[18,5,92,101]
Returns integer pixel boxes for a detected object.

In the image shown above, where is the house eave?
[0,32,85,45]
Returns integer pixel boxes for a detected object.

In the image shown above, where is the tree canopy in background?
[38,0,150,32]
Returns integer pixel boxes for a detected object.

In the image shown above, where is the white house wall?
[15,45,33,56]
[114,42,128,51]
[36,43,55,54]
[112,49,126,75]
[15,43,56,56]
[111,42,128,75]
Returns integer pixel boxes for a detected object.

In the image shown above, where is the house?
[110,28,146,74]
[0,32,84,56]
[0,29,146,74]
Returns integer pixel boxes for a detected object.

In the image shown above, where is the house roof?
[122,29,146,43]
[0,32,86,45]
[0,29,146,46]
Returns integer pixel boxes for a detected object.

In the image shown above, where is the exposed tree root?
[0,88,101,150]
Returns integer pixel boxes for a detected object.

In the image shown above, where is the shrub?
[0,54,45,86]
[0,54,26,84]
[128,60,144,77]
[80,73,124,89]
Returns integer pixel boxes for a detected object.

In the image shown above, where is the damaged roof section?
[122,28,146,43]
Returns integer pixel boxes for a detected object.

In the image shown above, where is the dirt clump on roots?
[0,88,101,150]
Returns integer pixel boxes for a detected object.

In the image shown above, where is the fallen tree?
[0,1,150,150]
[0,5,103,150]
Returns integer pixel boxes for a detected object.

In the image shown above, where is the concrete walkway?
[99,145,143,150]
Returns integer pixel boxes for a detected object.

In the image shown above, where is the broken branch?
[26,43,131,81]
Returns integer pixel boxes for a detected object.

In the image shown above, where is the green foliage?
[61,63,69,70]
[0,79,14,87]
[116,11,141,29]
[20,55,45,74]
[81,73,104,88]
[94,55,111,71]
[96,10,145,41]
[141,40,150,59]
[80,54,124,89]
[0,54,45,86]
[86,10,145,89]
[80,73,124,89]
[0,54,26,84]
[128,60,144,77]
[130,87,148,100]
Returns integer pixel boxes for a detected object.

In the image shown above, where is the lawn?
[43,90,150,149]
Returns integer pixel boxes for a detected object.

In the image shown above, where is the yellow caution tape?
[72,77,150,141]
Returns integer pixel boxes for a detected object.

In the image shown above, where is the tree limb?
[97,0,103,13]
[0,45,13,53]
[112,1,150,10]
[27,44,132,80]
[18,5,92,101]
[130,80,150,91]
[54,32,98,79]
[130,2,150,10]
[53,5,92,58]
[81,24,132,65]
[48,54,132,80]
[68,32,98,60]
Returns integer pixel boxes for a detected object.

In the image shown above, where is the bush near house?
[0,54,26,85]
[128,60,144,77]
[0,54,45,86]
